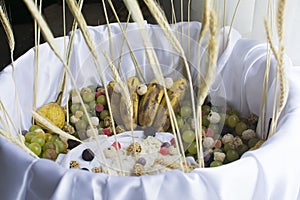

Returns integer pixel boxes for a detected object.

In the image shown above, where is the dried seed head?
[134,163,145,176]
[69,160,80,168]
[127,142,142,153]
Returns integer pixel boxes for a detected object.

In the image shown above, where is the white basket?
[0,22,299,199]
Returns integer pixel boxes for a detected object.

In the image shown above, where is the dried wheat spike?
[155,158,181,169]
[69,160,80,168]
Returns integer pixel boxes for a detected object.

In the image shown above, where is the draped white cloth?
[0,22,300,199]
[191,0,300,66]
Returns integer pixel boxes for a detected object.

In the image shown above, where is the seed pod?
[127,142,142,153]
[92,167,102,173]
[134,163,145,176]
[69,160,80,168]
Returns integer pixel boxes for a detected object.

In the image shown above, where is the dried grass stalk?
[199,12,218,103]
[0,101,38,158]
[23,0,113,172]
[276,0,287,42]
[197,0,211,99]
[0,4,24,138]
[31,111,81,142]
[107,0,146,83]
[0,128,39,158]
[197,11,219,167]
[199,0,210,44]
[264,0,289,137]
[225,0,241,49]
[124,0,187,169]
[66,0,131,175]
[0,5,15,52]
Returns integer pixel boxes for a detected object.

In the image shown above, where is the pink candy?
[95,91,105,98]
[102,128,111,136]
[112,141,121,150]
[95,104,104,112]
[170,138,176,146]
[205,128,214,137]
[214,139,222,149]
[160,147,169,155]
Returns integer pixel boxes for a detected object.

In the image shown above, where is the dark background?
[0,0,56,71]
[0,0,183,71]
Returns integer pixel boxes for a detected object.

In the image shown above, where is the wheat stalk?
[225,0,241,49]
[31,111,81,142]
[259,0,275,139]
[0,101,39,158]
[132,0,190,168]
[276,0,287,43]
[187,0,191,61]
[197,0,210,99]
[33,0,42,124]
[222,0,227,51]
[66,0,137,175]
[0,128,39,158]
[59,0,84,124]
[199,0,210,44]
[107,0,146,83]
[124,0,188,169]
[197,11,219,167]
[195,0,212,168]
[264,20,279,61]
[101,0,115,64]
[170,0,177,24]
[0,5,24,137]
[264,0,289,138]
[143,0,218,168]
[23,0,113,174]
[0,5,14,52]
[116,12,131,72]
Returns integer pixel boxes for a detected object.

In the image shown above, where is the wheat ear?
[23,0,113,173]
[0,5,24,139]
[197,0,211,99]
[265,0,289,138]
[0,101,38,158]
[0,6,14,52]
[197,11,219,167]
[66,0,138,175]
[138,0,190,168]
